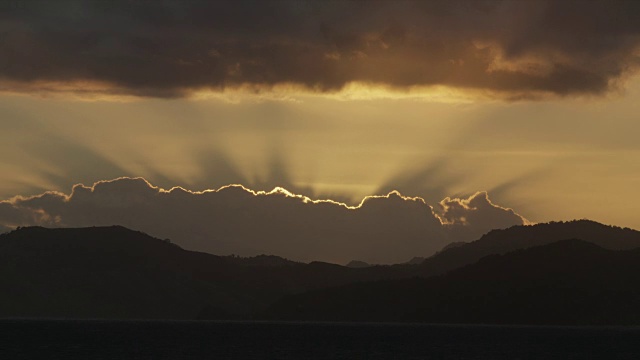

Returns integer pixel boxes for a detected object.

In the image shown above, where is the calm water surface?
[1,319,639,359]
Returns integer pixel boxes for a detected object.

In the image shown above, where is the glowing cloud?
[0,177,527,264]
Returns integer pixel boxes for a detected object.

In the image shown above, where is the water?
[1,319,639,359]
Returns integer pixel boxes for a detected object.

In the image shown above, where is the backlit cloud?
[2,0,640,99]
[0,177,527,264]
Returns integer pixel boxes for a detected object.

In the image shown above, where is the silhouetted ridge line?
[262,239,640,325]
[0,226,417,320]
[417,219,640,277]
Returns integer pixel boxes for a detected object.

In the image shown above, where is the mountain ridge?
[262,239,640,325]
[2,220,640,323]
[417,219,640,277]
[0,225,415,319]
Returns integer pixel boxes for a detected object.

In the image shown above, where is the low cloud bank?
[0,177,526,264]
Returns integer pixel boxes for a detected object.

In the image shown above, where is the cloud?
[376,157,462,205]
[0,177,526,264]
[1,1,639,99]
[437,191,530,241]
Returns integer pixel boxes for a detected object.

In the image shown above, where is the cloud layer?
[0,177,526,264]
[2,0,640,98]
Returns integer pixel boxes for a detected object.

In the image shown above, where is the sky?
[1,0,640,262]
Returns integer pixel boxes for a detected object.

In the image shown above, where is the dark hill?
[5,222,640,322]
[0,226,236,319]
[418,219,640,277]
[0,226,415,320]
[346,260,372,268]
[262,239,640,325]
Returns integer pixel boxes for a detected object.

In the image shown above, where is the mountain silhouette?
[417,219,640,277]
[345,260,372,268]
[0,226,415,319]
[261,239,640,325]
[3,221,640,322]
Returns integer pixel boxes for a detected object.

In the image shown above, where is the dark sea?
[1,319,639,359]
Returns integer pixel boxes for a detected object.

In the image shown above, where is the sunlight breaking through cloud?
[0,177,527,264]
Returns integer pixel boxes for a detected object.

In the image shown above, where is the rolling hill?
[262,239,640,325]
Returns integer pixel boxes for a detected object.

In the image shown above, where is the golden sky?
[1,0,640,245]
[2,77,640,229]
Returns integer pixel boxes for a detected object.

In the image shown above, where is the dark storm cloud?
[2,0,640,98]
[0,177,526,264]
